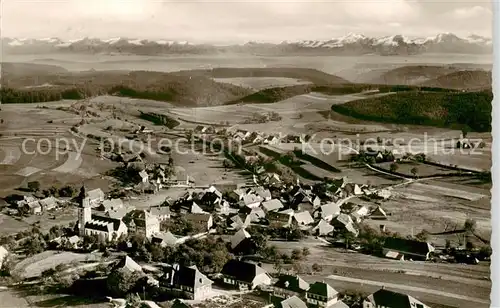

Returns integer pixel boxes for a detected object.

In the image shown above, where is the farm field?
[213,77,312,90]
[375,161,456,177]
[269,238,491,307]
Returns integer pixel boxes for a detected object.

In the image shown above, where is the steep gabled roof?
[116,255,143,273]
[383,238,434,256]
[168,264,212,289]
[274,275,310,293]
[369,289,412,308]
[262,199,284,212]
[318,202,341,219]
[293,211,314,225]
[221,260,268,283]
[307,281,338,298]
[231,228,251,249]
[279,296,307,308]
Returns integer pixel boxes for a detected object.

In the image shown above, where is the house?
[86,188,105,206]
[253,187,272,201]
[236,130,252,139]
[312,220,334,236]
[216,200,231,215]
[106,207,128,220]
[0,246,8,270]
[264,173,281,186]
[150,206,172,221]
[230,228,257,254]
[220,260,272,290]
[363,288,431,308]
[314,202,341,222]
[306,281,339,308]
[229,214,249,230]
[456,138,472,149]
[199,191,222,210]
[278,296,308,308]
[273,275,310,299]
[262,199,284,212]
[98,198,124,213]
[25,201,42,215]
[332,214,358,237]
[171,299,192,308]
[370,206,388,220]
[344,183,362,196]
[305,195,321,208]
[175,200,205,214]
[185,213,213,231]
[115,255,143,273]
[264,135,280,145]
[268,211,293,227]
[246,208,266,224]
[139,170,149,183]
[128,210,161,239]
[83,214,128,241]
[383,238,435,261]
[162,264,213,300]
[240,194,263,209]
[351,205,370,223]
[39,197,57,211]
[152,231,182,247]
[292,211,314,227]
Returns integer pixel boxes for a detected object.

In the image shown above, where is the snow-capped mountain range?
[2,33,492,56]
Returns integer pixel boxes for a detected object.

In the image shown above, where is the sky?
[1,0,494,44]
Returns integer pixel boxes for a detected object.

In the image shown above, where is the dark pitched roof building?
[383,237,435,261]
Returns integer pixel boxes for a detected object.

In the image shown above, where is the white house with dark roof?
[86,188,105,206]
[139,170,149,183]
[221,259,271,291]
[262,199,284,212]
[241,193,263,209]
[150,206,172,221]
[292,211,314,227]
[363,288,430,308]
[279,296,308,308]
[312,219,335,236]
[230,228,252,250]
[39,197,57,211]
[306,281,340,308]
[162,264,213,300]
[314,202,341,222]
[273,274,310,299]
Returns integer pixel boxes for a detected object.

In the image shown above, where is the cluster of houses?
[63,173,431,262]
[109,254,431,308]
[13,195,59,216]
[192,125,311,146]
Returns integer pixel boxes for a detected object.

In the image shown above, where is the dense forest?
[332,90,493,132]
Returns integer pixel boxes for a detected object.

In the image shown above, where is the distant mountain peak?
[1,32,492,56]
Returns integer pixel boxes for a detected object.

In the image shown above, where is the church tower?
[77,186,92,236]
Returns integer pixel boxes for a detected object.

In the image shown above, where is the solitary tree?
[410,167,418,178]
[27,181,41,192]
[389,163,399,173]
[464,218,477,232]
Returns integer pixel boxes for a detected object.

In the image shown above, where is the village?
[0,110,492,308]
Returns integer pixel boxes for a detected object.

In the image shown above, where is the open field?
[213,77,312,90]
[269,238,491,307]
[375,161,456,177]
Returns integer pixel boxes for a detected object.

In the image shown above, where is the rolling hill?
[365,65,464,85]
[419,70,492,90]
[173,67,350,85]
[1,69,253,106]
[331,91,492,132]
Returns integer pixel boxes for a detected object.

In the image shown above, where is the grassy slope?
[331,90,492,132]
[172,67,350,85]
[367,65,461,85]
[419,70,492,90]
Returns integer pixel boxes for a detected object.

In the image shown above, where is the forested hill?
[331,90,492,132]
